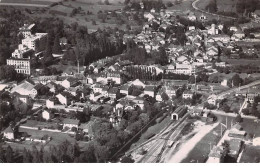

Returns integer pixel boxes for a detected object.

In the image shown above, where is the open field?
[1,0,61,5]
[239,145,260,163]
[181,123,221,163]
[196,0,237,13]
[223,58,260,66]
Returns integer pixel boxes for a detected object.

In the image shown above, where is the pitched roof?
[63,118,79,125]
[3,126,13,133]
[108,87,119,94]
[144,85,156,91]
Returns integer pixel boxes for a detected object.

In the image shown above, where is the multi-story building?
[19,24,35,38]
[7,44,33,75]
[22,33,47,51]
[7,24,47,75]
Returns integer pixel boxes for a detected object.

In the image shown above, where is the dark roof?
[3,126,13,133]
[63,118,80,125]
[144,85,156,91]
[66,77,79,85]
[108,87,119,94]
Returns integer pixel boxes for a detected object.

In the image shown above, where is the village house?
[42,110,54,121]
[144,85,156,97]
[120,84,131,95]
[56,92,72,106]
[63,118,80,130]
[2,126,15,140]
[89,92,103,102]
[108,87,120,100]
[61,77,79,89]
[207,145,226,163]
[182,90,193,99]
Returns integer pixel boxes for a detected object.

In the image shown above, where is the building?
[6,44,32,75]
[108,87,119,100]
[42,110,53,121]
[3,126,15,140]
[56,92,71,106]
[144,85,156,97]
[22,33,47,51]
[19,24,35,38]
[10,80,38,98]
[63,118,80,129]
[61,77,79,89]
[182,90,193,99]
[171,106,188,120]
[174,63,194,75]
[207,145,226,163]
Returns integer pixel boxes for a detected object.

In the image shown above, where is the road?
[0,2,49,7]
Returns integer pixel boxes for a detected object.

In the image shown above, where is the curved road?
[192,0,237,20]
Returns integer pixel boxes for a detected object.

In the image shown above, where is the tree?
[0,65,17,81]
[222,104,230,113]
[161,92,169,101]
[231,74,243,87]
[121,156,135,163]
[234,114,242,123]
[104,0,110,5]
[23,148,32,163]
[52,34,62,54]
[5,146,13,163]
[94,144,110,162]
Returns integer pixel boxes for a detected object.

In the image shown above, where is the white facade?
[7,59,31,75]
[4,131,14,140]
[56,94,68,105]
[42,110,51,120]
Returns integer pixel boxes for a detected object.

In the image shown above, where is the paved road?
[0,2,49,7]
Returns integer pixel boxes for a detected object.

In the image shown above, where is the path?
[167,122,219,163]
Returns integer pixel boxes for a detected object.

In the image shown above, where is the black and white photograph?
[0,0,260,163]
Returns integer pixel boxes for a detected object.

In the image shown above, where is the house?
[61,77,79,89]
[130,79,146,89]
[46,82,57,93]
[228,139,242,158]
[46,97,59,109]
[79,121,94,134]
[188,13,196,21]
[63,118,80,129]
[120,84,130,95]
[108,87,119,100]
[207,145,225,163]
[182,90,193,99]
[42,110,54,121]
[67,87,78,96]
[11,80,36,98]
[89,92,103,102]
[12,92,29,104]
[144,85,156,97]
[3,126,15,140]
[208,94,218,105]
[56,92,71,106]
[107,71,122,85]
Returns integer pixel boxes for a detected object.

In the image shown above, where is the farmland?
[195,0,238,13]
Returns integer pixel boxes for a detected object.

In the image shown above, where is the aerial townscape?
[1,0,260,163]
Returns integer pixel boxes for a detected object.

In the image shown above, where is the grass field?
[196,0,238,13]
[239,145,260,163]
[223,58,260,66]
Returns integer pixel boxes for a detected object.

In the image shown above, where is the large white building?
[7,24,47,75]
[7,44,33,75]
[22,33,47,51]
